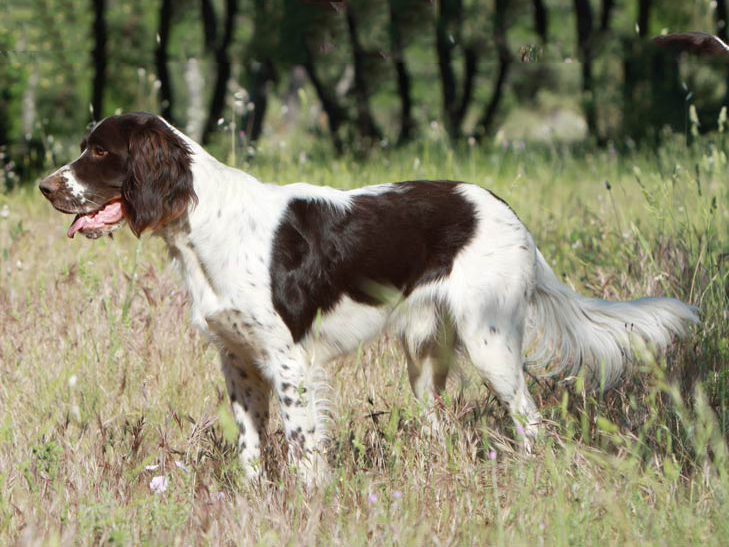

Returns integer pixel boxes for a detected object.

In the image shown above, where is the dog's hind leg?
[402,340,451,431]
[220,349,271,479]
[458,309,541,453]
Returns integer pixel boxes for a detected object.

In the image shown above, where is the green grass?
[0,134,727,544]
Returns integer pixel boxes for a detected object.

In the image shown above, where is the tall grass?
[0,134,727,544]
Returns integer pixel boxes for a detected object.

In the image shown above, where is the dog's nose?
[39,175,60,197]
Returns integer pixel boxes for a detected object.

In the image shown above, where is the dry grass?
[1,141,728,544]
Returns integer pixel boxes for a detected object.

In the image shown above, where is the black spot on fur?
[283,396,293,407]
[490,326,498,334]
[270,181,477,341]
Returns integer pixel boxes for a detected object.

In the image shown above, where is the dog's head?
[39,112,197,239]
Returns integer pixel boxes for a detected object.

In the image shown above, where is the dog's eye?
[92,146,108,158]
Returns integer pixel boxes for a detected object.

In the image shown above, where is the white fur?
[149,119,698,480]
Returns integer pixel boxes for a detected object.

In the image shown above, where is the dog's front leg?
[267,347,329,486]
[219,349,271,480]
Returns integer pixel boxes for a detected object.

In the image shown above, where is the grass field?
[1,134,728,544]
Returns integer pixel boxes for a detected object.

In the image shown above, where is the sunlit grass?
[0,136,727,544]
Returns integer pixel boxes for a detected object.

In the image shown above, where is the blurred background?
[1,0,729,186]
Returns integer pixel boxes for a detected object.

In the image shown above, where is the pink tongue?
[67,200,123,238]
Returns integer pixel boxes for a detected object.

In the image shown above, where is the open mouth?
[67,199,125,239]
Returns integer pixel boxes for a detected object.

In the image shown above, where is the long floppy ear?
[122,118,197,237]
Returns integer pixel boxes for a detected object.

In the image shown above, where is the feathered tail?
[524,250,699,388]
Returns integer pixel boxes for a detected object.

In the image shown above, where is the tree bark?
[345,6,382,142]
[91,0,107,121]
[599,0,614,32]
[243,59,274,143]
[156,0,174,123]
[573,0,597,138]
[388,1,415,144]
[637,0,651,38]
[474,0,510,138]
[715,0,729,106]
[202,0,238,145]
[302,45,347,153]
[200,0,218,53]
[532,0,548,43]
[435,0,461,139]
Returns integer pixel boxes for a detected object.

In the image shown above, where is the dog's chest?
[166,229,278,348]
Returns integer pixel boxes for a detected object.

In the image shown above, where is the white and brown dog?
[39,112,698,483]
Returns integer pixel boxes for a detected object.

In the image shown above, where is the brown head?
[39,112,197,239]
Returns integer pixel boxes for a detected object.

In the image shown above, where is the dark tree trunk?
[302,45,347,153]
[717,0,729,41]
[532,0,548,43]
[715,0,729,106]
[474,0,510,138]
[456,47,477,127]
[202,0,238,145]
[637,0,652,38]
[435,0,461,139]
[243,59,275,142]
[345,7,382,142]
[156,0,174,123]
[574,0,597,138]
[91,0,107,121]
[600,0,614,32]
[200,0,218,52]
[389,2,415,144]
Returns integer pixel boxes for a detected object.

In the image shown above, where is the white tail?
[525,250,700,388]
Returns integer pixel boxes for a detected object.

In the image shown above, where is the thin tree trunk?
[474,0,510,138]
[345,7,382,142]
[91,0,107,121]
[456,47,477,127]
[302,45,347,153]
[574,0,597,139]
[200,0,218,53]
[156,0,174,123]
[715,0,729,106]
[435,0,460,139]
[243,59,274,142]
[389,2,415,144]
[600,0,614,32]
[532,0,548,43]
[637,0,651,38]
[185,58,205,141]
[202,0,238,145]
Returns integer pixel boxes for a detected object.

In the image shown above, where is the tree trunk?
[345,7,382,142]
[715,0,729,106]
[600,0,614,32]
[202,0,238,145]
[388,1,415,144]
[573,0,597,139]
[474,0,510,138]
[435,0,461,139]
[532,0,548,43]
[637,0,651,38]
[456,47,477,128]
[302,45,347,153]
[243,59,275,143]
[91,0,107,121]
[185,58,205,141]
[200,0,218,53]
[156,0,174,123]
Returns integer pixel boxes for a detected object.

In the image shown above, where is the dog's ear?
[652,31,729,57]
[122,118,197,237]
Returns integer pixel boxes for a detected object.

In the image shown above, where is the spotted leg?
[267,347,329,486]
[220,349,271,479]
